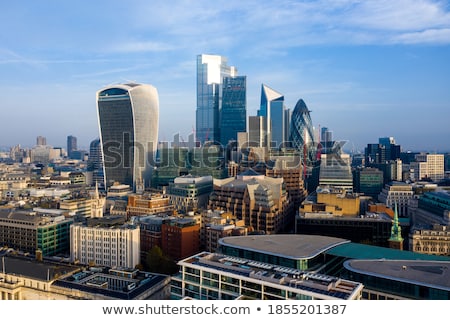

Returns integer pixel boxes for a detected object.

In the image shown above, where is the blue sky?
[1,0,449,152]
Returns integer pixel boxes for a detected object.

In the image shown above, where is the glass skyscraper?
[196,54,237,144]
[258,84,288,149]
[219,75,246,147]
[67,135,77,159]
[289,98,315,163]
[96,83,159,190]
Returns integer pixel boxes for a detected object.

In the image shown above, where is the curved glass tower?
[96,83,159,190]
[289,99,316,164]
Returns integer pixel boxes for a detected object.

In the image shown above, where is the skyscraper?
[88,137,104,188]
[96,83,159,190]
[36,136,47,146]
[67,135,77,159]
[258,84,286,148]
[219,75,246,146]
[289,99,315,163]
[196,54,237,144]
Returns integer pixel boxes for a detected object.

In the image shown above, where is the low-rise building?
[410,224,450,256]
[0,254,170,300]
[167,175,213,213]
[0,208,73,256]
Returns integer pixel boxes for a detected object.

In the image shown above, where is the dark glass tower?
[96,83,159,190]
[67,135,77,159]
[196,54,237,144]
[219,76,246,147]
[88,137,104,188]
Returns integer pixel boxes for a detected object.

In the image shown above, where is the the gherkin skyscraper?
[289,99,316,164]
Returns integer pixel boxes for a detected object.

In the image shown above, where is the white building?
[410,153,445,182]
[70,220,140,269]
[378,182,414,217]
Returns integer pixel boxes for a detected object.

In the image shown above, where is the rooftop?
[0,254,80,281]
[219,234,350,260]
[344,259,450,291]
[53,267,169,300]
[179,252,362,300]
[326,242,450,261]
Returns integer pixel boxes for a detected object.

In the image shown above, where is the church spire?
[388,202,403,250]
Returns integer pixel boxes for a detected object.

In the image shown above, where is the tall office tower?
[248,116,268,148]
[196,54,237,144]
[320,127,333,154]
[258,84,286,148]
[88,138,104,187]
[67,135,77,159]
[284,108,292,147]
[289,99,315,164]
[36,136,47,146]
[379,137,401,162]
[96,83,159,191]
[219,76,247,147]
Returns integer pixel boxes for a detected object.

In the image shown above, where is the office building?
[258,84,287,149]
[0,253,170,300]
[219,76,246,147]
[410,224,450,255]
[217,234,450,300]
[410,153,445,182]
[208,169,295,234]
[365,137,401,165]
[289,99,315,161]
[126,193,174,219]
[67,135,77,159]
[161,217,200,261]
[342,259,450,300]
[87,138,104,188]
[167,175,213,213]
[409,191,450,226]
[96,83,159,191]
[353,167,384,199]
[0,208,73,256]
[320,127,333,154]
[70,217,140,269]
[36,136,47,146]
[171,251,363,300]
[196,54,237,144]
[378,182,414,217]
[265,155,307,209]
[319,153,353,190]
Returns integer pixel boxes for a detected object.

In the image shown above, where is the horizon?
[1,1,449,153]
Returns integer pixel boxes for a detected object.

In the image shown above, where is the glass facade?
[196,54,236,144]
[258,84,286,148]
[97,83,159,190]
[219,76,246,147]
[37,220,72,256]
[289,99,316,165]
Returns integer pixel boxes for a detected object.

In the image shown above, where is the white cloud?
[391,28,450,44]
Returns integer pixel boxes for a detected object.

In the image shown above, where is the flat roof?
[344,259,450,291]
[326,242,450,261]
[0,255,80,281]
[180,252,362,300]
[219,235,350,260]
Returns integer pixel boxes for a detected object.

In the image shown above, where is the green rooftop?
[326,243,450,261]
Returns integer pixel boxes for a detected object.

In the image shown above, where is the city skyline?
[1,1,450,152]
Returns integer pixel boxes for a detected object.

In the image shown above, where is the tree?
[145,246,179,275]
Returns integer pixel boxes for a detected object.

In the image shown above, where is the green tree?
[145,246,179,275]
